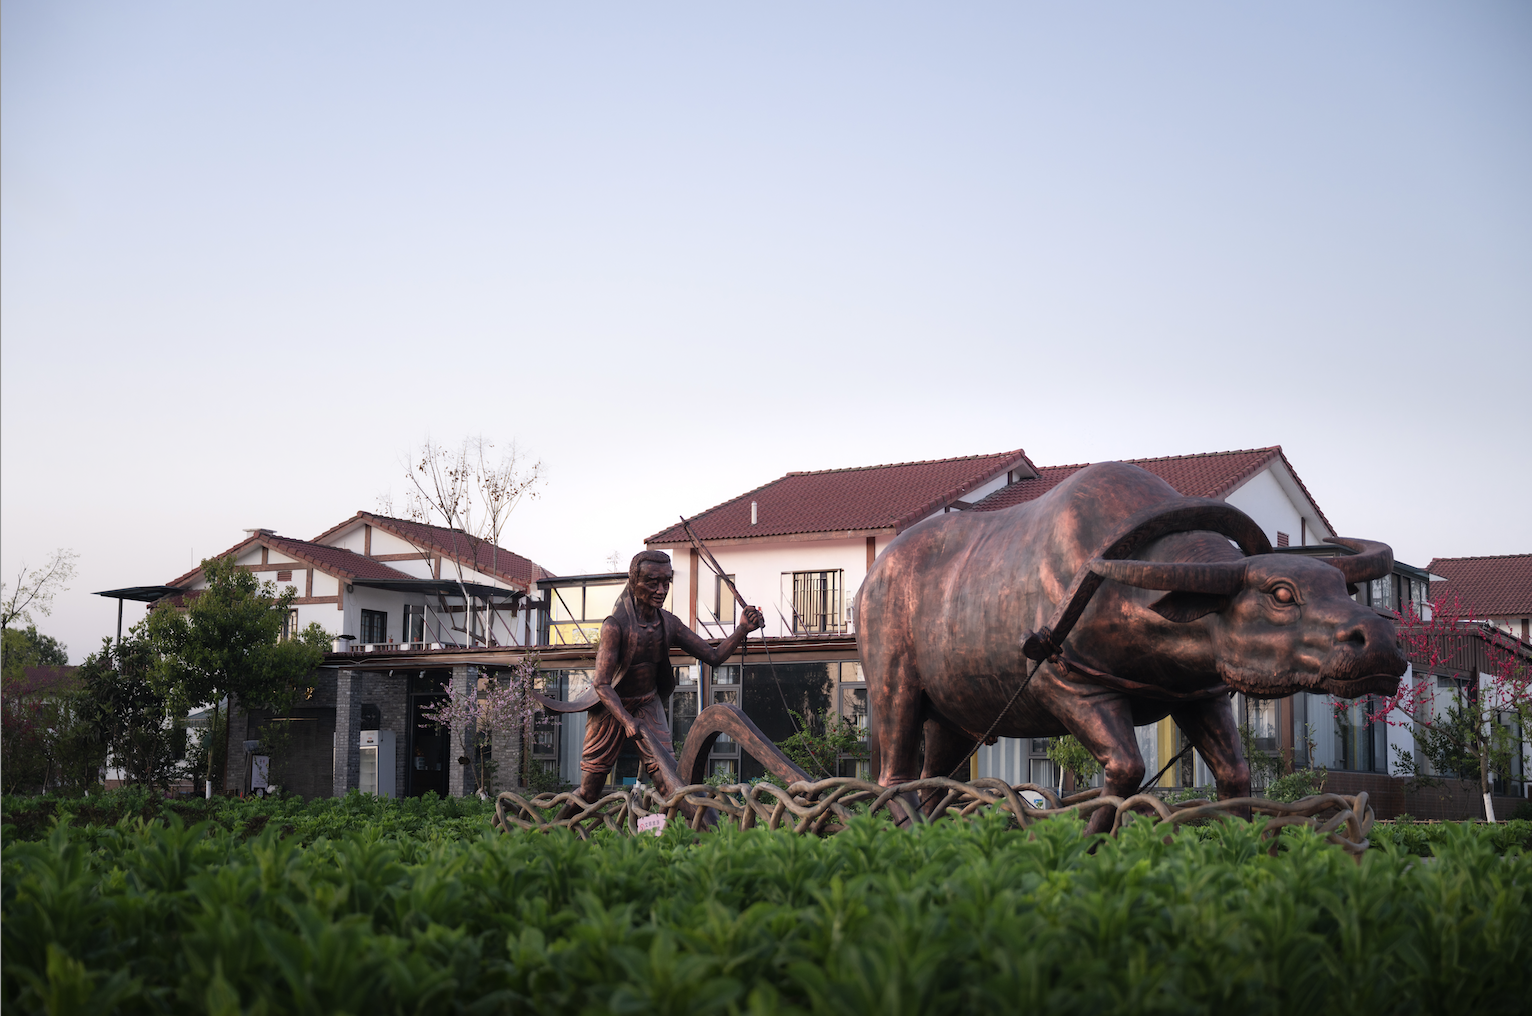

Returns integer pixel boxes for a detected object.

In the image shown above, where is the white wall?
[1224,467,1309,547]
[658,537,879,637]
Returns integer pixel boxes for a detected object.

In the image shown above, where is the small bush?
[1266,767,1328,803]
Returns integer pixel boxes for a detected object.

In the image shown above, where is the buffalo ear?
[1150,591,1230,623]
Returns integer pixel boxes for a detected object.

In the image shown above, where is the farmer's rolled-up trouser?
[580,694,674,777]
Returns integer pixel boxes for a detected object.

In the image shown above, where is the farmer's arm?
[671,606,765,668]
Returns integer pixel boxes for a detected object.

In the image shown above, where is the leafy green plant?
[1045,734,1102,790]
[775,709,866,780]
[1266,767,1328,803]
[525,762,569,796]
[3,792,1530,1014]
[1237,721,1285,788]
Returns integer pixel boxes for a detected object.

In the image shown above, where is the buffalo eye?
[1272,586,1294,604]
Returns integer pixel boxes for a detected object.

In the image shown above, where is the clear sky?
[4,2,1529,662]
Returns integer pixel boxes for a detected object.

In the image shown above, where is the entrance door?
[407,694,451,797]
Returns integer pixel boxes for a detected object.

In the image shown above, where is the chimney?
[751,501,758,525]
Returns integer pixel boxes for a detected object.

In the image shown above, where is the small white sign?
[637,813,666,836]
[251,755,270,791]
[1021,790,1046,810]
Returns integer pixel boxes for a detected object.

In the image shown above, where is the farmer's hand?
[740,606,765,633]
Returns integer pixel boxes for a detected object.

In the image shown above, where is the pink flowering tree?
[421,655,540,795]
[1349,595,1531,820]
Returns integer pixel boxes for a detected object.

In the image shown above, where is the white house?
[117,512,552,651]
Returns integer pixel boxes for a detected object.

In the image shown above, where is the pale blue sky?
[4,2,1529,661]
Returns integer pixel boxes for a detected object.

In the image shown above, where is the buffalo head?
[1091,537,1407,698]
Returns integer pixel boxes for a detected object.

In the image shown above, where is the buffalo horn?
[1320,538,1394,584]
[1089,557,1247,594]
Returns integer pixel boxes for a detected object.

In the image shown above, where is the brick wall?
[243,706,337,800]
[1324,770,1527,821]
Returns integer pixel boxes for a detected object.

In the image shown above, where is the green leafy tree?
[776,709,868,781]
[1046,735,1103,792]
[77,634,185,790]
[143,556,330,792]
[1,626,70,685]
[1237,722,1285,790]
[1,626,88,795]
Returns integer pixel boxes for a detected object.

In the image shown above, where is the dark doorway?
[406,670,452,797]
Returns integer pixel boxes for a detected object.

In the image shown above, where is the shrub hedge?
[3,791,1528,1014]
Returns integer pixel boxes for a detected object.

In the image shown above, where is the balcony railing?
[334,640,447,654]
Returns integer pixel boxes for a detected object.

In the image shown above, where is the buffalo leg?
[1169,700,1250,813]
[871,657,925,787]
[1038,685,1145,836]
[919,718,972,816]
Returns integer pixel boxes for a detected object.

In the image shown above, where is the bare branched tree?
[390,436,543,647]
[2,548,80,630]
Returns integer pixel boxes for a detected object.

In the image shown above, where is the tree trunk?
[1479,724,1496,822]
[207,698,224,795]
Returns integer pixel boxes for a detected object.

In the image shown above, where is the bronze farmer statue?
[567,551,764,808]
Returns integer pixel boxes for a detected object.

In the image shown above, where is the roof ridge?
[359,512,551,586]
[163,533,264,586]
[1121,446,1278,465]
[784,448,1027,477]
[1429,553,1532,563]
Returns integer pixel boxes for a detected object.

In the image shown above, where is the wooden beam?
[688,548,699,630]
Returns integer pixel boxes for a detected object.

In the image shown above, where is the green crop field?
[4,791,1529,1015]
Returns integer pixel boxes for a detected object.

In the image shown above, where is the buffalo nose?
[1334,620,1370,648]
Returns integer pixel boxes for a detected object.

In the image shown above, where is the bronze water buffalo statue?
[855,461,1407,833]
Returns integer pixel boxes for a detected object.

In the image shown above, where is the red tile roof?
[354,513,553,589]
[264,536,416,582]
[163,534,264,587]
[646,449,1037,544]
[164,533,416,588]
[969,446,1333,534]
[10,665,80,698]
[1426,555,1532,617]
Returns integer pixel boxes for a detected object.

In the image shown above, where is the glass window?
[791,571,844,634]
[1249,697,1277,752]
[360,609,387,643]
[739,662,835,745]
[583,582,622,623]
[711,687,739,751]
[1029,758,1059,788]
[550,585,583,622]
[839,685,869,745]
[715,575,737,625]
[670,688,698,757]
[403,605,426,642]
